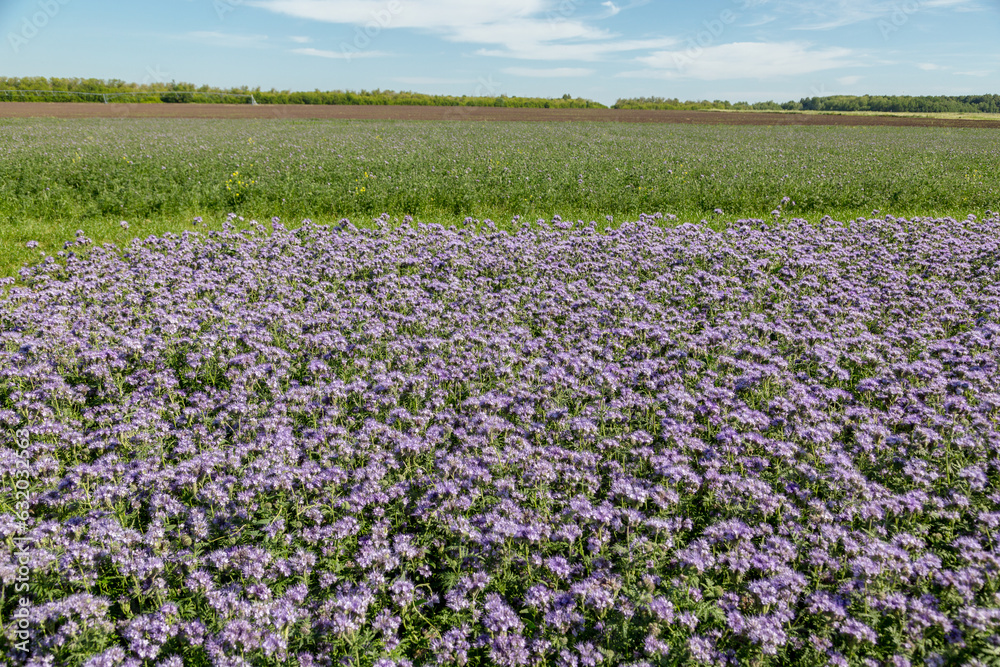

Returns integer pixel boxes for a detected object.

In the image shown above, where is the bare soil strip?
[2,102,1000,128]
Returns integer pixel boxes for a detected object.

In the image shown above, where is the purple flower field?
[2,213,999,666]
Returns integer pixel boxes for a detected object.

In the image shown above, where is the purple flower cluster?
[2,213,999,665]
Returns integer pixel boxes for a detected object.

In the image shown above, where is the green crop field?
[4,115,1000,666]
[1,117,998,277]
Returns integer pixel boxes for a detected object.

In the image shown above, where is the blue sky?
[1,0,998,105]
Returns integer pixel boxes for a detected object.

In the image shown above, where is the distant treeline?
[798,94,1000,113]
[612,94,1000,113]
[0,77,605,108]
[612,98,802,111]
[4,79,997,113]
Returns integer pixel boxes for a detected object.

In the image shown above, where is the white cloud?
[502,66,595,77]
[478,37,678,62]
[742,15,778,27]
[247,0,674,63]
[837,75,862,84]
[625,41,859,80]
[445,17,613,47]
[922,0,983,8]
[598,0,655,16]
[607,0,653,12]
[747,0,985,30]
[246,0,547,30]
[181,31,269,48]
[292,46,390,58]
[289,35,312,43]
[917,62,947,70]
[955,69,991,76]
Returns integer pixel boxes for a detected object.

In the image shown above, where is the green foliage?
[799,94,1000,114]
[614,94,1000,114]
[4,79,997,114]
[3,214,1000,665]
[612,97,803,111]
[0,118,998,279]
[0,76,606,108]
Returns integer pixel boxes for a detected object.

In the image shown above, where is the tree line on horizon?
[611,94,1000,113]
[0,77,605,109]
[1,77,997,113]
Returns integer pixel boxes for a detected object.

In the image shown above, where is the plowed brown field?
[3,102,1000,127]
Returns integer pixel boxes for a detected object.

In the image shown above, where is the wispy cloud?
[742,15,778,27]
[289,35,312,43]
[246,1,548,30]
[233,0,985,99]
[742,0,985,30]
[180,31,269,48]
[502,66,595,78]
[247,0,674,63]
[601,0,652,15]
[443,17,613,48]
[478,37,678,62]
[624,41,859,80]
[292,46,390,58]
[917,62,948,70]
